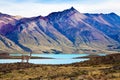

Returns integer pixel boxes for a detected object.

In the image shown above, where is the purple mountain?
[0,7,120,53]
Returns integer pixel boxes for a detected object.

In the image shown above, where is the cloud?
[0,0,119,17]
[77,0,120,14]
[0,0,80,4]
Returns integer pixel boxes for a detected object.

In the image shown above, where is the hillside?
[0,7,120,53]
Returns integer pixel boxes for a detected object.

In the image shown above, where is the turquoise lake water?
[0,53,106,64]
[0,59,89,64]
[10,53,89,59]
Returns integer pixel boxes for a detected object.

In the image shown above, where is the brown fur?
[21,52,32,63]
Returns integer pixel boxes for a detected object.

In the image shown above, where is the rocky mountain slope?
[0,7,120,53]
[0,34,22,53]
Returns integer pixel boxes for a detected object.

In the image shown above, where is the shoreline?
[0,53,119,65]
[0,53,120,80]
[0,56,55,59]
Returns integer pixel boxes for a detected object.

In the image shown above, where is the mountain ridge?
[0,7,120,53]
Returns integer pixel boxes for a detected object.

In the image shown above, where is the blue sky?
[0,0,120,17]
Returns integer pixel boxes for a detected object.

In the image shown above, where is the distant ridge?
[0,7,120,53]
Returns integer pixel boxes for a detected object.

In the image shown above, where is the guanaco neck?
[30,52,32,58]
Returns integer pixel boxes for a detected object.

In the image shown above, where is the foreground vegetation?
[0,53,120,80]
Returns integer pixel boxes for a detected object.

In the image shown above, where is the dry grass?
[0,53,120,80]
[0,64,119,80]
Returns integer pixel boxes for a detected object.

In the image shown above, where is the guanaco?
[21,52,32,63]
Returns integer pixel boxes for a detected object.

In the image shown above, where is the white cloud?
[0,0,120,17]
[0,2,73,17]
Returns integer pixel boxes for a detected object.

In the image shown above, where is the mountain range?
[0,7,120,53]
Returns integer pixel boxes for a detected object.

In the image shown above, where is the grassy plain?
[0,53,120,80]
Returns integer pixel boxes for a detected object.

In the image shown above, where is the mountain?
[0,34,22,53]
[0,12,22,35]
[0,7,120,53]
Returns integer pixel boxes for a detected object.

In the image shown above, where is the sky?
[0,0,120,17]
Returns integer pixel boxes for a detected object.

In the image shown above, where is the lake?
[10,53,89,59]
[0,53,106,64]
[0,58,89,64]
